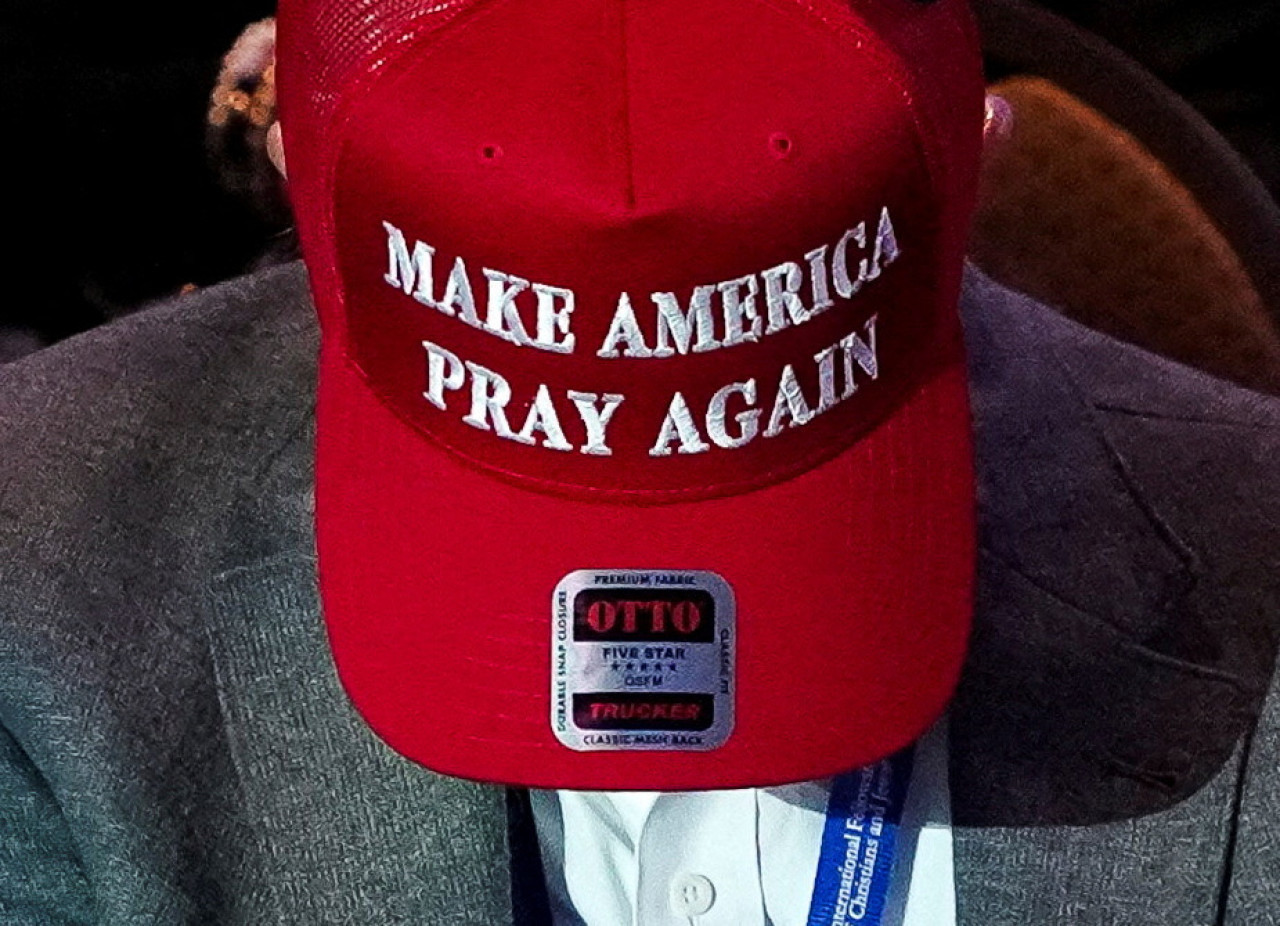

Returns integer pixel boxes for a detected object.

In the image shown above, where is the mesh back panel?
[278,0,983,331]
[278,0,485,325]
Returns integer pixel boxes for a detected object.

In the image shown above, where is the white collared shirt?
[530,717,954,926]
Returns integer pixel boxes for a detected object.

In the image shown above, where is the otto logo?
[586,600,701,634]
[573,589,715,643]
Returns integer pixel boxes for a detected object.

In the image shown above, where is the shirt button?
[669,873,716,916]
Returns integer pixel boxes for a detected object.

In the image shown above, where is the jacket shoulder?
[961,266,1280,430]
[0,261,317,567]
[0,261,318,658]
[962,266,1280,727]
[0,265,318,921]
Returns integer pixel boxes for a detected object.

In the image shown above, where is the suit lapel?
[205,553,516,925]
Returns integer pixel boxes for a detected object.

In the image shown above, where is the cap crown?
[279,0,985,499]
[280,0,984,789]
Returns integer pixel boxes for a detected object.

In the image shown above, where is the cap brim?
[316,349,975,790]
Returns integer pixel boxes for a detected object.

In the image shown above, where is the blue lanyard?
[805,745,915,926]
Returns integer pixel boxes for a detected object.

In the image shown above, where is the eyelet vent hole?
[768,132,794,159]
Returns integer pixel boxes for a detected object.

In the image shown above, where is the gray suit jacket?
[1,263,1278,925]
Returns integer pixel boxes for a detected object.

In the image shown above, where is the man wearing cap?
[2,0,1279,923]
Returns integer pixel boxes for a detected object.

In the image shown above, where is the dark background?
[0,0,278,344]
[0,0,1276,349]
[1046,0,1278,198]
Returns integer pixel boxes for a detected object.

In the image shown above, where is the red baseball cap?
[278,0,985,790]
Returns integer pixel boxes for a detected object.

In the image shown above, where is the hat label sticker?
[552,570,735,751]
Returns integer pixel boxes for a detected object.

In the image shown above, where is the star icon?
[668,663,678,672]
[611,661,621,671]
[625,663,635,671]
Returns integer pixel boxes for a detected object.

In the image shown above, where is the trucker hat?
[277,0,985,790]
